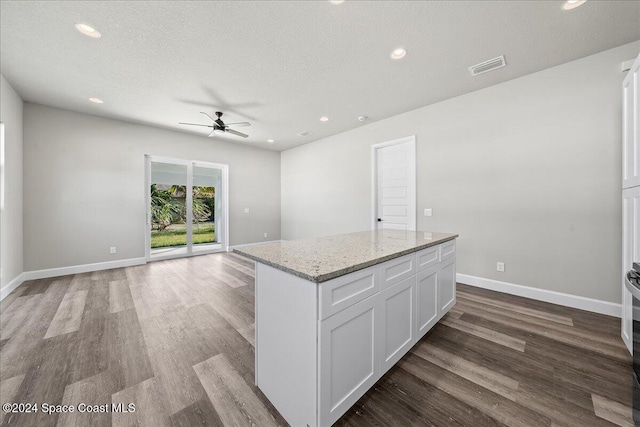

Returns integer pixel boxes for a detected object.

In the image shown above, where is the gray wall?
[282,41,640,304]
[0,75,24,290]
[23,103,281,271]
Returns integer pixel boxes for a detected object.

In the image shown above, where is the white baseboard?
[23,257,147,281]
[229,240,282,250]
[457,273,621,318]
[1,272,25,301]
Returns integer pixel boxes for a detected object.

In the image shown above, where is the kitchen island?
[235,230,458,427]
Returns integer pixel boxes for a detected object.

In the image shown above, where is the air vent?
[297,131,313,137]
[469,55,506,76]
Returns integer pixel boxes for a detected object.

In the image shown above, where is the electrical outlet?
[244,208,250,214]
[0,268,3,279]
[264,232,268,238]
[110,247,117,254]
[424,208,433,217]
[496,262,505,272]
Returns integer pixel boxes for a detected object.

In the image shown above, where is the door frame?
[145,155,229,262]
[370,135,417,231]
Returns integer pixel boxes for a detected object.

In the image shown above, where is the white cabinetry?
[622,186,640,351]
[319,267,380,320]
[319,295,379,427]
[438,258,456,313]
[255,238,457,427]
[622,53,640,353]
[316,241,456,426]
[416,266,439,336]
[378,276,416,372]
[379,253,416,289]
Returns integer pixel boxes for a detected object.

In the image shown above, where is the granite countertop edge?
[234,234,458,283]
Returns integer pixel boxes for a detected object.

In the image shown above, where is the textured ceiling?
[1,1,639,151]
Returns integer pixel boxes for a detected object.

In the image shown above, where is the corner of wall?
[0,74,25,301]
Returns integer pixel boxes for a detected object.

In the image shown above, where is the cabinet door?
[622,186,640,353]
[378,276,415,373]
[623,54,640,189]
[319,296,379,427]
[622,285,632,353]
[438,258,456,313]
[416,266,439,338]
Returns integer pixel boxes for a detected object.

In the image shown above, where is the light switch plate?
[424,208,433,217]
[244,208,250,214]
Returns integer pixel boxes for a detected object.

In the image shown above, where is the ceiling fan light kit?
[179,111,251,138]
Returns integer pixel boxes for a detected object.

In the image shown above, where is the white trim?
[0,272,24,301]
[371,135,417,231]
[145,155,151,261]
[229,240,283,251]
[221,164,230,253]
[457,273,621,318]
[186,162,194,254]
[148,247,224,263]
[23,257,147,281]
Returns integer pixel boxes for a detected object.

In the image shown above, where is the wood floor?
[0,253,633,426]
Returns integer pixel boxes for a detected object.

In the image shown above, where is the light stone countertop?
[234,230,458,283]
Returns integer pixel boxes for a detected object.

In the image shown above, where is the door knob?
[377,218,382,222]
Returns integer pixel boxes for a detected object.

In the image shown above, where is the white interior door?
[372,136,416,231]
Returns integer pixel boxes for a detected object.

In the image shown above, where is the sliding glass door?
[146,156,228,261]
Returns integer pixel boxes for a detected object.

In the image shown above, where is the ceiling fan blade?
[179,122,214,127]
[225,122,251,128]
[226,128,249,138]
[200,112,216,122]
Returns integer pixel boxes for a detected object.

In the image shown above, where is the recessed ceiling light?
[320,116,329,122]
[267,139,274,143]
[328,0,345,4]
[88,97,104,104]
[75,23,101,38]
[390,47,407,60]
[561,0,587,10]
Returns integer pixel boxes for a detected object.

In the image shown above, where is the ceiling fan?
[179,112,251,138]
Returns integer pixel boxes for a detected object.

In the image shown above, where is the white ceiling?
[1,1,639,151]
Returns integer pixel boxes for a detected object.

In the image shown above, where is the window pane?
[193,166,220,247]
[150,162,188,251]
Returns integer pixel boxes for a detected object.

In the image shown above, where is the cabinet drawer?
[416,246,439,272]
[379,253,416,290]
[319,267,380,320]
[440,240,456,261]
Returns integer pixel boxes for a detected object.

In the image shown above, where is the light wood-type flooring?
[0,252,634,426]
